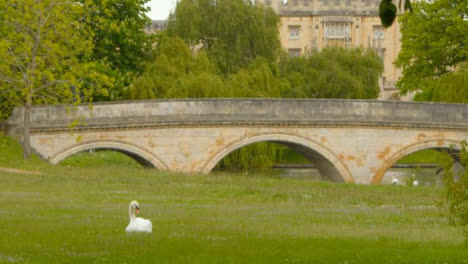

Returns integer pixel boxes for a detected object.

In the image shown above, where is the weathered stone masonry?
[6,99,468,184]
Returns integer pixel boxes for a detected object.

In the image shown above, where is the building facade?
[257,0,405,100]
[145,20,168,34]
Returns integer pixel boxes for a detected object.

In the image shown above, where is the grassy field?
[0,136,467,263]
[397,149,442,164]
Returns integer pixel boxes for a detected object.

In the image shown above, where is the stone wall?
[6,99,468,134]
[7,99,468,184]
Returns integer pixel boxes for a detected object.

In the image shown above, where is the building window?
[288,49,302,57]
[325,23,350,39]
[372,26,385,58]
[324,22,351,47]
[373,26,384,40]
[289,26,301,39]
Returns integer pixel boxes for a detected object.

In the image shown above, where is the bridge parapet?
[6,99,468,134]
[5,99,468,184]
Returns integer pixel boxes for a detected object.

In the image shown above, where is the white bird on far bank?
[411,173,419,186]
[391,176,399,185]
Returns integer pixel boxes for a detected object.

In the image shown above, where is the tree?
[127,36,224,100]
[79,0,154,100]
[395,0,468,94]
[167,0,281,75]
[414,63,468,103]
[280,48,383,99]
[439,141,468,246]
[0,0,109,158]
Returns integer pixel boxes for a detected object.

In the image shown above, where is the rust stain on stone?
[321,137,327,144]
[216,137,225,146]
[190,161,201,170]
[116,135,126,141]
[417,133,427,141]
[245,130,255,137]
[170,160,179,169]
[179,141,190,158]
[437,139,444,146]
[339,154,345,160]
[356,158,364,167]
[39,138,54,146]
[370,167,377,173]
[347,155,364,167]
[148,139,156,148]
[377,147,391,160]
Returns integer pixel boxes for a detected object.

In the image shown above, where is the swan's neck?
[129,205,136,221]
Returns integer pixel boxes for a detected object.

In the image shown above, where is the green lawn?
[0,136,467,263]
[397,149,443,164]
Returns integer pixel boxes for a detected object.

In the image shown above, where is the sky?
[146,0,178,20]
[144,0,282,20]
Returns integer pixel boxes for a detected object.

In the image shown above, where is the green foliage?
[280,48,382,99]
[129,37,383,170]
[167,0,281,75]
[397,149,443,164]
[59,150,141,168]
[128,36,224,99]
[224,57,285,98]
[396,0,468,94]
[0,0,86,104]
[0,0,112,157]
[215,143,286,171]
[0,94,14,122]
[414,63,468,103]
[438,141,468,245]
[79,0,154,100]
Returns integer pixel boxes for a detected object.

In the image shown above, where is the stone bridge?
[5,99,468,184]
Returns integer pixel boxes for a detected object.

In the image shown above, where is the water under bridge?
[5,99,468,184]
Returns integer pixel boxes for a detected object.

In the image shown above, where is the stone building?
[145,20,168,34]
[257,0,406,100]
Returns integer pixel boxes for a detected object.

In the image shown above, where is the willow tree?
[127,36,224,100]
[280,48,383,99]
[414,63,468,103]
[167,0,281,75]
[0,0,109,158]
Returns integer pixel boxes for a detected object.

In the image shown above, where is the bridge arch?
[49,140,168,170]
[372,139,461,184]
[202,133,354,183]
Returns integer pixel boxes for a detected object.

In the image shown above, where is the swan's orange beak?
[135,208,140,214]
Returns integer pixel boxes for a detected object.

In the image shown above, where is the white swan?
[125,200,152,233]
[391,176,399,185]
[411,173,419,186]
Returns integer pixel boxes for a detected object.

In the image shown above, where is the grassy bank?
[0,137,466,263]
[397,149,442,164]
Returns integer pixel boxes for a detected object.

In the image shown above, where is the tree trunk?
[23,16,42,159]
[23,100,31,159]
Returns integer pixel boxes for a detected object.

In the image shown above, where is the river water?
[277,167,441,185]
